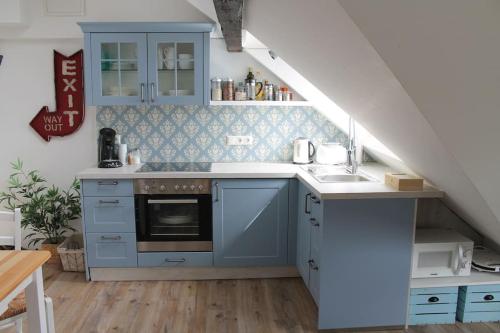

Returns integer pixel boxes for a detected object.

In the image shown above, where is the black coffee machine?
[98,128,123,168]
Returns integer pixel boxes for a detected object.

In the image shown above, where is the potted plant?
[0,159,81,264]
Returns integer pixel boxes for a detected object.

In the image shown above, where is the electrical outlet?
[226,135,254,146]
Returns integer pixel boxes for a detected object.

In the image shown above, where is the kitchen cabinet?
[81,178,138,276]
[79,22,212,106]
[295,182,322,304]
[212,179,289,267]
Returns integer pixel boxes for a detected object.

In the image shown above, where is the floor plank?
[3,265,500,332]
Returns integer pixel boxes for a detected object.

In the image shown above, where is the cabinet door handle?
[98,200,119,205]
[140,83,145,103]
[165,258,186,263]
[428,296,440,303]
[150,82,155,103]
[484,294,495,301]
[309,218,320,227]
[100,236,121,241]
[308,259,319,271]
[305,193,311,214]
[97,180,118,186]
[214,182,219,202]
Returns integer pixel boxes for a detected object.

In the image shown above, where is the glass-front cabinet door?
[147,33,204,105]
[90,33,148,105]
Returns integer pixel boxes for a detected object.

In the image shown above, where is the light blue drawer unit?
[138,252,213,267]
[82,179,133,197]
[86,233,137,267]
[409,287,458,325]
[457,285,500,322]
[83,196,135,233]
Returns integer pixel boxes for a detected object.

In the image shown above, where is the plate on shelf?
[169,90,193,96]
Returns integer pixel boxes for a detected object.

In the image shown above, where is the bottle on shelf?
[245,67,256,100]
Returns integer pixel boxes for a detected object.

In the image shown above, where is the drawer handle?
[484,294,495,301]
[99,200,120,205]
[100,236,121,241]
[305,193,311,214]
[165,258,186,263]
[308,259,319,271]
[97,180,118,186]
[309,218,320,227]
[428,296,440,303]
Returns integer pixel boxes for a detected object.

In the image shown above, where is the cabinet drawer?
[410,293,458,305]
[459,291,500,303]
[409,313,456,325]
[411,287,458,295]
[82,179,133,197]
[86,233,137,267]
[457,310,500,323]
[138,252,213,267]
[83,196,135,232]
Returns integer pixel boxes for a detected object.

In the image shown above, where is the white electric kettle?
[293,138,315,164]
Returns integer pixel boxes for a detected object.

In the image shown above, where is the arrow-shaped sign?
[30,50,85,142]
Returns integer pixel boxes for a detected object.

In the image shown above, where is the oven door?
[135,194,212,251]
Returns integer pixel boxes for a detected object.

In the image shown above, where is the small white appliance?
[315,143,347,165]
[472,246,500,273]
[293,138,315,164]
[412,229,473,278]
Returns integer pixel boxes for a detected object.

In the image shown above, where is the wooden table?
[0,251,51,333]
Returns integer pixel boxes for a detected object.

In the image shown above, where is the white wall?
[244,0,500,241]
[0,0,210,39]
[339,0,500,236]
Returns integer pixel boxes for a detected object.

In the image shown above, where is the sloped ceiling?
[242,0,500,242]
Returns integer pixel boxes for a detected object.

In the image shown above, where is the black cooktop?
[135,162,212,172]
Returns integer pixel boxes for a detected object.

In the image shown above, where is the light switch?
[226,135,254,146]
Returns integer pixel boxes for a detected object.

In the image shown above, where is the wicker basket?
[57,233,85,272]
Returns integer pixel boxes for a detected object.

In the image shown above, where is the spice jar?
[222,78,234,101]
[281,87,290,101]
[235,82,247,101]
[211,78,222,101]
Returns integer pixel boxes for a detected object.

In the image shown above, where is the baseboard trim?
[90,266,299,281]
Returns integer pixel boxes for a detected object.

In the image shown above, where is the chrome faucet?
[346,117,358,174]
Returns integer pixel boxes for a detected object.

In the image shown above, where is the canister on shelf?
[264,80,274,101]
[274,85,282,101]
[235,82,247,101]
[282,87,290,101]
[211,78,222,101]
[222,78,234,101]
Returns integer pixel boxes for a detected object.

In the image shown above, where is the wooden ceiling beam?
[213,0,244,52]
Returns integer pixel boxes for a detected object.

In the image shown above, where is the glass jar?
[222,78,234,101]
[211,78,222,101]
[235,82,247,101]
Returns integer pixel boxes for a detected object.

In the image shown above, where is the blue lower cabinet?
[409,287,458,325]
[457,285,500,322]
[81,179,134,197]
[86,233,137,267]
[138,252,213,267]
[212,179,289,267]
[83,196,135,232]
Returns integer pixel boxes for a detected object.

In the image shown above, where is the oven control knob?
[182,185,188,190]
[190,185,196,190]
[174,185,180,191]
[160,185,166,191]
[198,185,204,191]
[144,185,150,192]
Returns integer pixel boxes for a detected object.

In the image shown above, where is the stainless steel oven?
[134,179,212,252]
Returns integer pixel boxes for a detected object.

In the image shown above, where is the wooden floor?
[4,265,500,333]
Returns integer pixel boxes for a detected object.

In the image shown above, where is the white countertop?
[77,162,443,200]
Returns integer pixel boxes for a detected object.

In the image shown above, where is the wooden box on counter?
[385,173,424,191]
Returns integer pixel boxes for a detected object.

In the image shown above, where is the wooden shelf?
[209,100,312,107]
[411,271,500,288]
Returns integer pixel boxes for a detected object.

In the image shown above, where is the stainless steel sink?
[313,174,372,183]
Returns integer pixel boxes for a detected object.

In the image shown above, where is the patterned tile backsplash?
[96,105,348,162]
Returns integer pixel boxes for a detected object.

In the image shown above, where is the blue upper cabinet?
[212,179,290,267]
[147,33,204,105]
[79,22,212,106]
